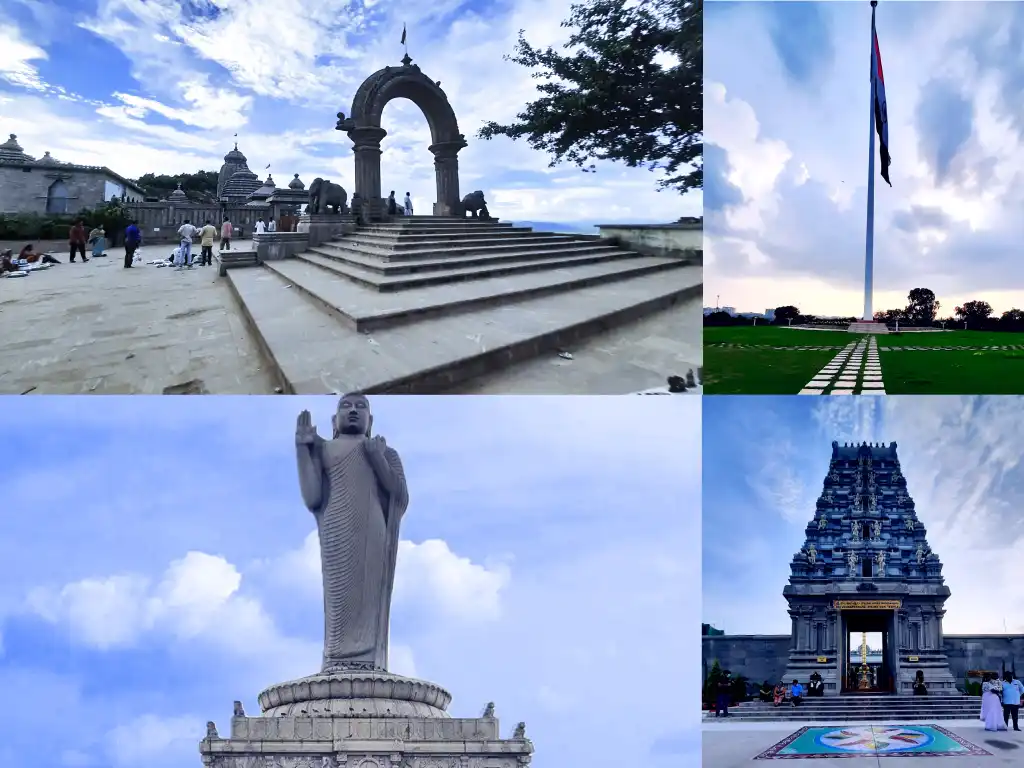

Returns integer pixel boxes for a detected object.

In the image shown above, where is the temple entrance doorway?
[840,611,897,694]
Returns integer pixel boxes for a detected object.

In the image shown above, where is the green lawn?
[704,326,1024,394]
[704,327,849,393]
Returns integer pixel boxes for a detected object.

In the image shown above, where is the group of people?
[386,191,414,216]
[981,671,1023,732]
[171,218,225,270]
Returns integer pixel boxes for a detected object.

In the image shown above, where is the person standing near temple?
[403,191,413,216]
[387,190,397,215]
[254,218,266,236]
[220,217,233,251]
[267,217,277,233]
[1003,671,1023,731]
[123,220,141,268]
[199,219,217,267]
[68,219,88,262]
[176,219,197,270]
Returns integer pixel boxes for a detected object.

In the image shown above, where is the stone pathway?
[798,337,885,395]
[709,342,1024,351]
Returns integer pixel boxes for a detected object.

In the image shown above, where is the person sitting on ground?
[19,244,59,265]
[759,680,774,703]
[1,249,19,274]
[808,671,825,697]
[773,681,786,706]
[913,670,928,696]
[790,679,804,707]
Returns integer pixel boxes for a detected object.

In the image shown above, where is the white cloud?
[394,539,510,622]
[105,714,204,767]
[0,0,693,223]
[0,24,48,91]
[25,551,319,671]
[263,531,510,623]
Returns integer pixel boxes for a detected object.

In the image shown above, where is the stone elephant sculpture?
[461,190,491,219]
[308,178,348,214]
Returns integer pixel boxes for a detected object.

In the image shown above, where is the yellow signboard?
[908,656,919,662]
[833,600,902,610]
[817,656,828,663]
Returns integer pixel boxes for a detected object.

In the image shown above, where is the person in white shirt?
[254,219,266,236]
[176,219,197,270]
[267,218,277,233]
[403,192,413,216]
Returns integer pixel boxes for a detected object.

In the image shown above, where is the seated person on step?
[808,671,825,697]
[759,680,774,703]
[913,670,928,696]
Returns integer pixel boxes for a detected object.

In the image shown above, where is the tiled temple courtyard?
[703,721,1023,765]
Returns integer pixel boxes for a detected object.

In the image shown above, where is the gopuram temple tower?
[782,441,957,696]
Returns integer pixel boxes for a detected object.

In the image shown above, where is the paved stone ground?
[703,720,1024,766]
[709,343,1024,352]
[799,338,886,395]
[0,241,273,394]
[454,295,702,394]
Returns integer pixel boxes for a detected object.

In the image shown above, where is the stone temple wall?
[124,203,266,243]
[0,165,123,215]
[703,634,1024,687]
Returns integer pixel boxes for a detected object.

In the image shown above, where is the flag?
[401,24,406,46]
[872,20,891,186]
[266,164,271,169]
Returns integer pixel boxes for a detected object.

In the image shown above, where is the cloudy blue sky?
[0,395,699,768]
[706,1,1024,317]
[0,0,692,224]
[703,396,1024,638]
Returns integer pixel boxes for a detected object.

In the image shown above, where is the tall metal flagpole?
[863,0,878,322]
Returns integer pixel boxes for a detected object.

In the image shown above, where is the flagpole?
[863,0,878,322]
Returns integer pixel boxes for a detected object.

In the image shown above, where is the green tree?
[904,288,939,325]
[875,308,906,325]
[135,171,219,202]
[954,300,993,326]
[477,0,700,194]
[773,305,800,324]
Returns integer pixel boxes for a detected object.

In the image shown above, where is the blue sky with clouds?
[703,396,1024,639]
[705,1,1024,317]
[0,395,699,768]
[0,0,693,224]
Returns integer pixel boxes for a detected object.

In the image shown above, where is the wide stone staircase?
[225,216,701,393]
[706,694,981,723]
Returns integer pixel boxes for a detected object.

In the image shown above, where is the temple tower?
[783,441,957,695]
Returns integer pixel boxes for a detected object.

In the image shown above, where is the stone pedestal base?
[299,214,357,247]
[848,322,889,334]
[200,672,533,767]
[252,232,311,262]
[200,714,532,768]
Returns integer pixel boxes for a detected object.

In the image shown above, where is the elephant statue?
[308,177,348,215]
[461,190,491,219]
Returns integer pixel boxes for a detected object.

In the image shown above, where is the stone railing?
[597,220,703,263]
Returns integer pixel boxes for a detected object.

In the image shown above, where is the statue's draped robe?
[314,437,407,672]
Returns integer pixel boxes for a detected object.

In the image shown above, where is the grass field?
[704,326,1024,394]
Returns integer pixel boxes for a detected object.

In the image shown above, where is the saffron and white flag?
[872,18,891,186]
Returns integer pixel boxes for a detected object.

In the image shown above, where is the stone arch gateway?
[336,55,468,217]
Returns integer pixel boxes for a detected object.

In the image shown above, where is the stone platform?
[222,216,701,393]
[705,694,982,722]
[200,671,532,768]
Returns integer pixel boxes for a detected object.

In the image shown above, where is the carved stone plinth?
[258,673,451,718]
[298,213,357,246]
[199,713,533,768]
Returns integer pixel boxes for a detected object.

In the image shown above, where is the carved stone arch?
[338,58,468,217]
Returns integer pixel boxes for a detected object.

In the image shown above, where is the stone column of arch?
[428,139,467,216]
[348,126,388,217]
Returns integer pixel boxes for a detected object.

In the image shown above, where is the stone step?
[339,233,577,250]
[307,244,627,276]
[295,248,655,294]
[364,219,516,229]
[355,226,534,239]
[319,237,589,261]
[225,263,701,393]
[705,712,976,722]
[263,253,688,332]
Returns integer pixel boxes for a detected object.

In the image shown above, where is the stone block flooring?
[798,338,886,395]
[0,243,274,394]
